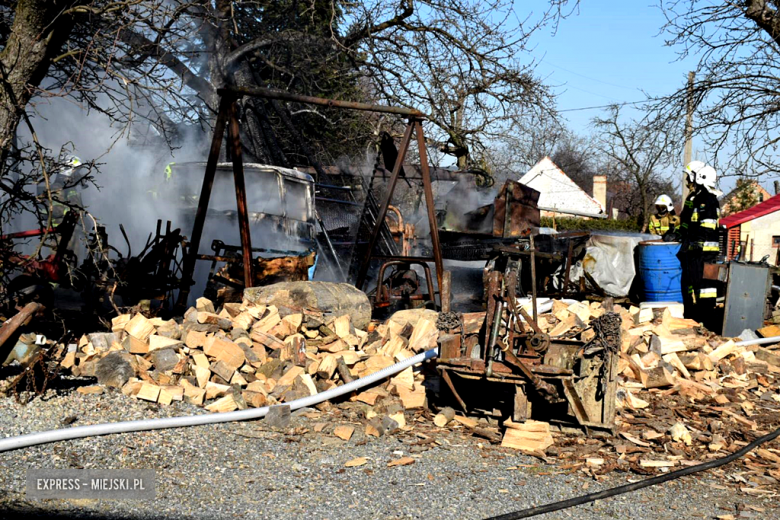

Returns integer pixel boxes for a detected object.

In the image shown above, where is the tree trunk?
[0,1,75,160]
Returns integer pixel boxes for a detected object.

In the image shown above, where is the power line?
[557,99,649,113]
[541,58,644,92]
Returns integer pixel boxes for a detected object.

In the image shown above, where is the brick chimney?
[593,175,607,213]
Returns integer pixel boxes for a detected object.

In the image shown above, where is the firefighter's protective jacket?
[648,213,680,236]
[686,189,720,254]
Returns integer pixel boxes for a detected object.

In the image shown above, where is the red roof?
[720,193,780,228]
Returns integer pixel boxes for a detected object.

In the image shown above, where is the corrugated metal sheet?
[518,157,605,218]
[720,193,780,228]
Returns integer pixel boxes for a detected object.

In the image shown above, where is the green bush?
[540,216,642,232]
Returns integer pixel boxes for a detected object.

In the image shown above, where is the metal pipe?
[218,86,424,118]
[537,206,608,219]
[485,278,505,378]
[530,234,538,324]
[227,98,255,287]
[415,120,444,302]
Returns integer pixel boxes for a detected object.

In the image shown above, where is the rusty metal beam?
[414,120,444,298]
[176,96,232,309]
[227,99,255,287]
[218,86,424,118]
[355,121,415,290]
[0,303,42,361]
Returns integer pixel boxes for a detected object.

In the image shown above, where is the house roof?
[518,157,604,218]
[720,193,780,228]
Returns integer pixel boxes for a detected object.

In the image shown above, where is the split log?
[640,366,675,389]
[434,407,456,427]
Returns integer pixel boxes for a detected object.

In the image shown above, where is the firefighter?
[648,194,680,237]
[47,155,84,227]
[678,161,721,322]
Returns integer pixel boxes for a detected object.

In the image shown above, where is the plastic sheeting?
[567,233,654,297]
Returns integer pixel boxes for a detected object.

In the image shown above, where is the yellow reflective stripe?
[699,288,718,298]
[691,211,698,222]
[700,219,717,229]
[681,222,689,229]
[684,200,693,208]
[703,241,719,251]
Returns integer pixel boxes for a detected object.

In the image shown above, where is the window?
[773,236,780,248]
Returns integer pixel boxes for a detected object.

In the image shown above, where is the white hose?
[734,335,780,347]
[0,348,439,453]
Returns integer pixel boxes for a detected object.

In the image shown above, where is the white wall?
[740,210,780,262]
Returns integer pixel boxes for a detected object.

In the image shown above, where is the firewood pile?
[60,297,438,424]
[47,294,780,487]
[448,299,780,489]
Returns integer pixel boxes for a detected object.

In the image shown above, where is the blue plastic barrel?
[638,241,683,302]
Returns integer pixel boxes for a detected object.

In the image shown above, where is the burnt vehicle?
[161,162,318,301]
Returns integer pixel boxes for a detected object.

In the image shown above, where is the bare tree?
[593,105,678,230]
[656,0,780,177]
[348,0,576,168]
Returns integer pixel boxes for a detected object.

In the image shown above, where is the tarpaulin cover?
[568,233,653,297]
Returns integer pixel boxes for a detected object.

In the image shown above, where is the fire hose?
[0,348,438,453]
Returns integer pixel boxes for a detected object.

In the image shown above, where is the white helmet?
[695,164,717,188]
[654,194,673,211]
[684,160,705,184]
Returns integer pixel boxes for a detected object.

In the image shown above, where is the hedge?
[540,216,643,232]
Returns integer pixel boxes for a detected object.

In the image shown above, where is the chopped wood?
[640,366,675,389]
[203,337,246,371]
[299,374,318,396]
[434,407,456,427]
[345,457,368,467]
[387,456,415,467]
[396,384,425,409]
[111,314,131,333]
[389,412,406,429]
[250,328,286,350]
[755,347,780,367]
[125,314,155,342]
[196,297,216,314]
[501,420,554,453]
[205,381,231,400]
[185,330,208,349]
[147,334,181,352]
[757,324,780,338]
[205,394,238,413]
[276,366,305,388]
[77,385,104,395]
[316,355,338,379]
[632,307,653,325]
[408,317,438,352]
[243,390,267,408]
[333,425,354,440]
[136,383,161,402]
[708,340,737,363]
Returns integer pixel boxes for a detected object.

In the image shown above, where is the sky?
[525,0,747,195]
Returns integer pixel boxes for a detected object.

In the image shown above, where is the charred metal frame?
[177,87,443,309]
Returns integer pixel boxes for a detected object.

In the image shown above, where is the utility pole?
[683,71,694,201]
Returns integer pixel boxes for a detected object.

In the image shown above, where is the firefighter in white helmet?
[648,194,680,237]
[678,161,721,322]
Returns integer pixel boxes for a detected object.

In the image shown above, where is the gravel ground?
[0,379,778,520]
